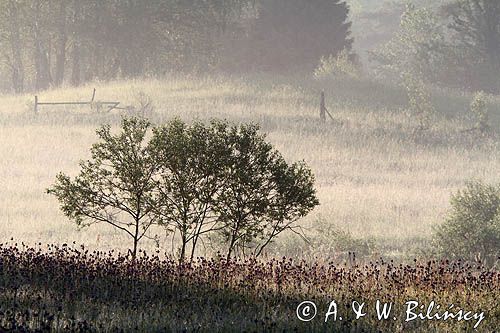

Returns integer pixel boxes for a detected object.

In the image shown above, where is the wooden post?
[34,95,38,113]
[320,91,326,122]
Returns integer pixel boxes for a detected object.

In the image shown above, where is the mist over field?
[0,0,498,332]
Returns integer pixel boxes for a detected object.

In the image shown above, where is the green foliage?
[470,91,490,133]
[47,118,159,259]
[313,49,360,79]
[212,122,319,259]
[369,1,500,93]
[370,3,441,130]
[370,3,447,84]
[403,73,435,131]
[149,119,231,260]
[48,117,319,261]
[445,0,500,92]
[434,181,500,266]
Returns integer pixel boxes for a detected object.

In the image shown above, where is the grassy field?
[0,74,499,259]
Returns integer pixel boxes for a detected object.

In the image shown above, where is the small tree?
[403,72,435,131]
[47,117,159,259]
[214,123,319,259]
[254,159,319,257]
[470,91,490,133]
[434,181,500,266]
[149,119,230,261]
[370,3,447,84]
[370,4,440,130]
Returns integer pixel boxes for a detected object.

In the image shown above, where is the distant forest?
[0,0,352,93]
[1,0,499,94]
[354,0,500,93]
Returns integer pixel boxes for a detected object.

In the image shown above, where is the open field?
[0,75,499,258]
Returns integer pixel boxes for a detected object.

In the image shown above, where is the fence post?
[34,95,38,114]
[320,91,326,122]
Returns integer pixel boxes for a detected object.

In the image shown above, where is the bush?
[470,91,490,133]
[313,49,360,79]
[434,181,500,266]
[403,73,434,131]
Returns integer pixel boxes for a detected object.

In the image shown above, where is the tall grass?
[0,74,498,258]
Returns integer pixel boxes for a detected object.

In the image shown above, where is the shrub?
[470,91,490,133]
[314,48,360,79]
[434,181,500,266]
[403,73,434,131]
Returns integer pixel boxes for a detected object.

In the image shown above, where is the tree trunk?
[71,0,81,86]
[131,216,141,261]
[54,1,67,86]
[33,0,51,90]
[7,0,24,93]
[179,235,187,262]
[131,237,138,260]
[190,237,197,261]
[226,233,237,261]
[190,217,206,261]
[91,0,103,80]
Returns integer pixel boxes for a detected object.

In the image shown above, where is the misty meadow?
[0,0,499,332]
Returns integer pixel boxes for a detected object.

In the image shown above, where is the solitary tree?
[370,4,441,130]
[47,118,159,259]
[470,91,490,133]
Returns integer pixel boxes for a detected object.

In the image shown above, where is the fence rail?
[34,88,126,113]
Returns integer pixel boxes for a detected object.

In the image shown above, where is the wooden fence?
[319,91,334,122]
[34,88,128,113]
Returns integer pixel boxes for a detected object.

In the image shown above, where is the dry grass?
[0,74,498,258]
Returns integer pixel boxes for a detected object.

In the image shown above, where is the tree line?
[47,117,319,261]
[370,0,500,93]
[0,0,352,93]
